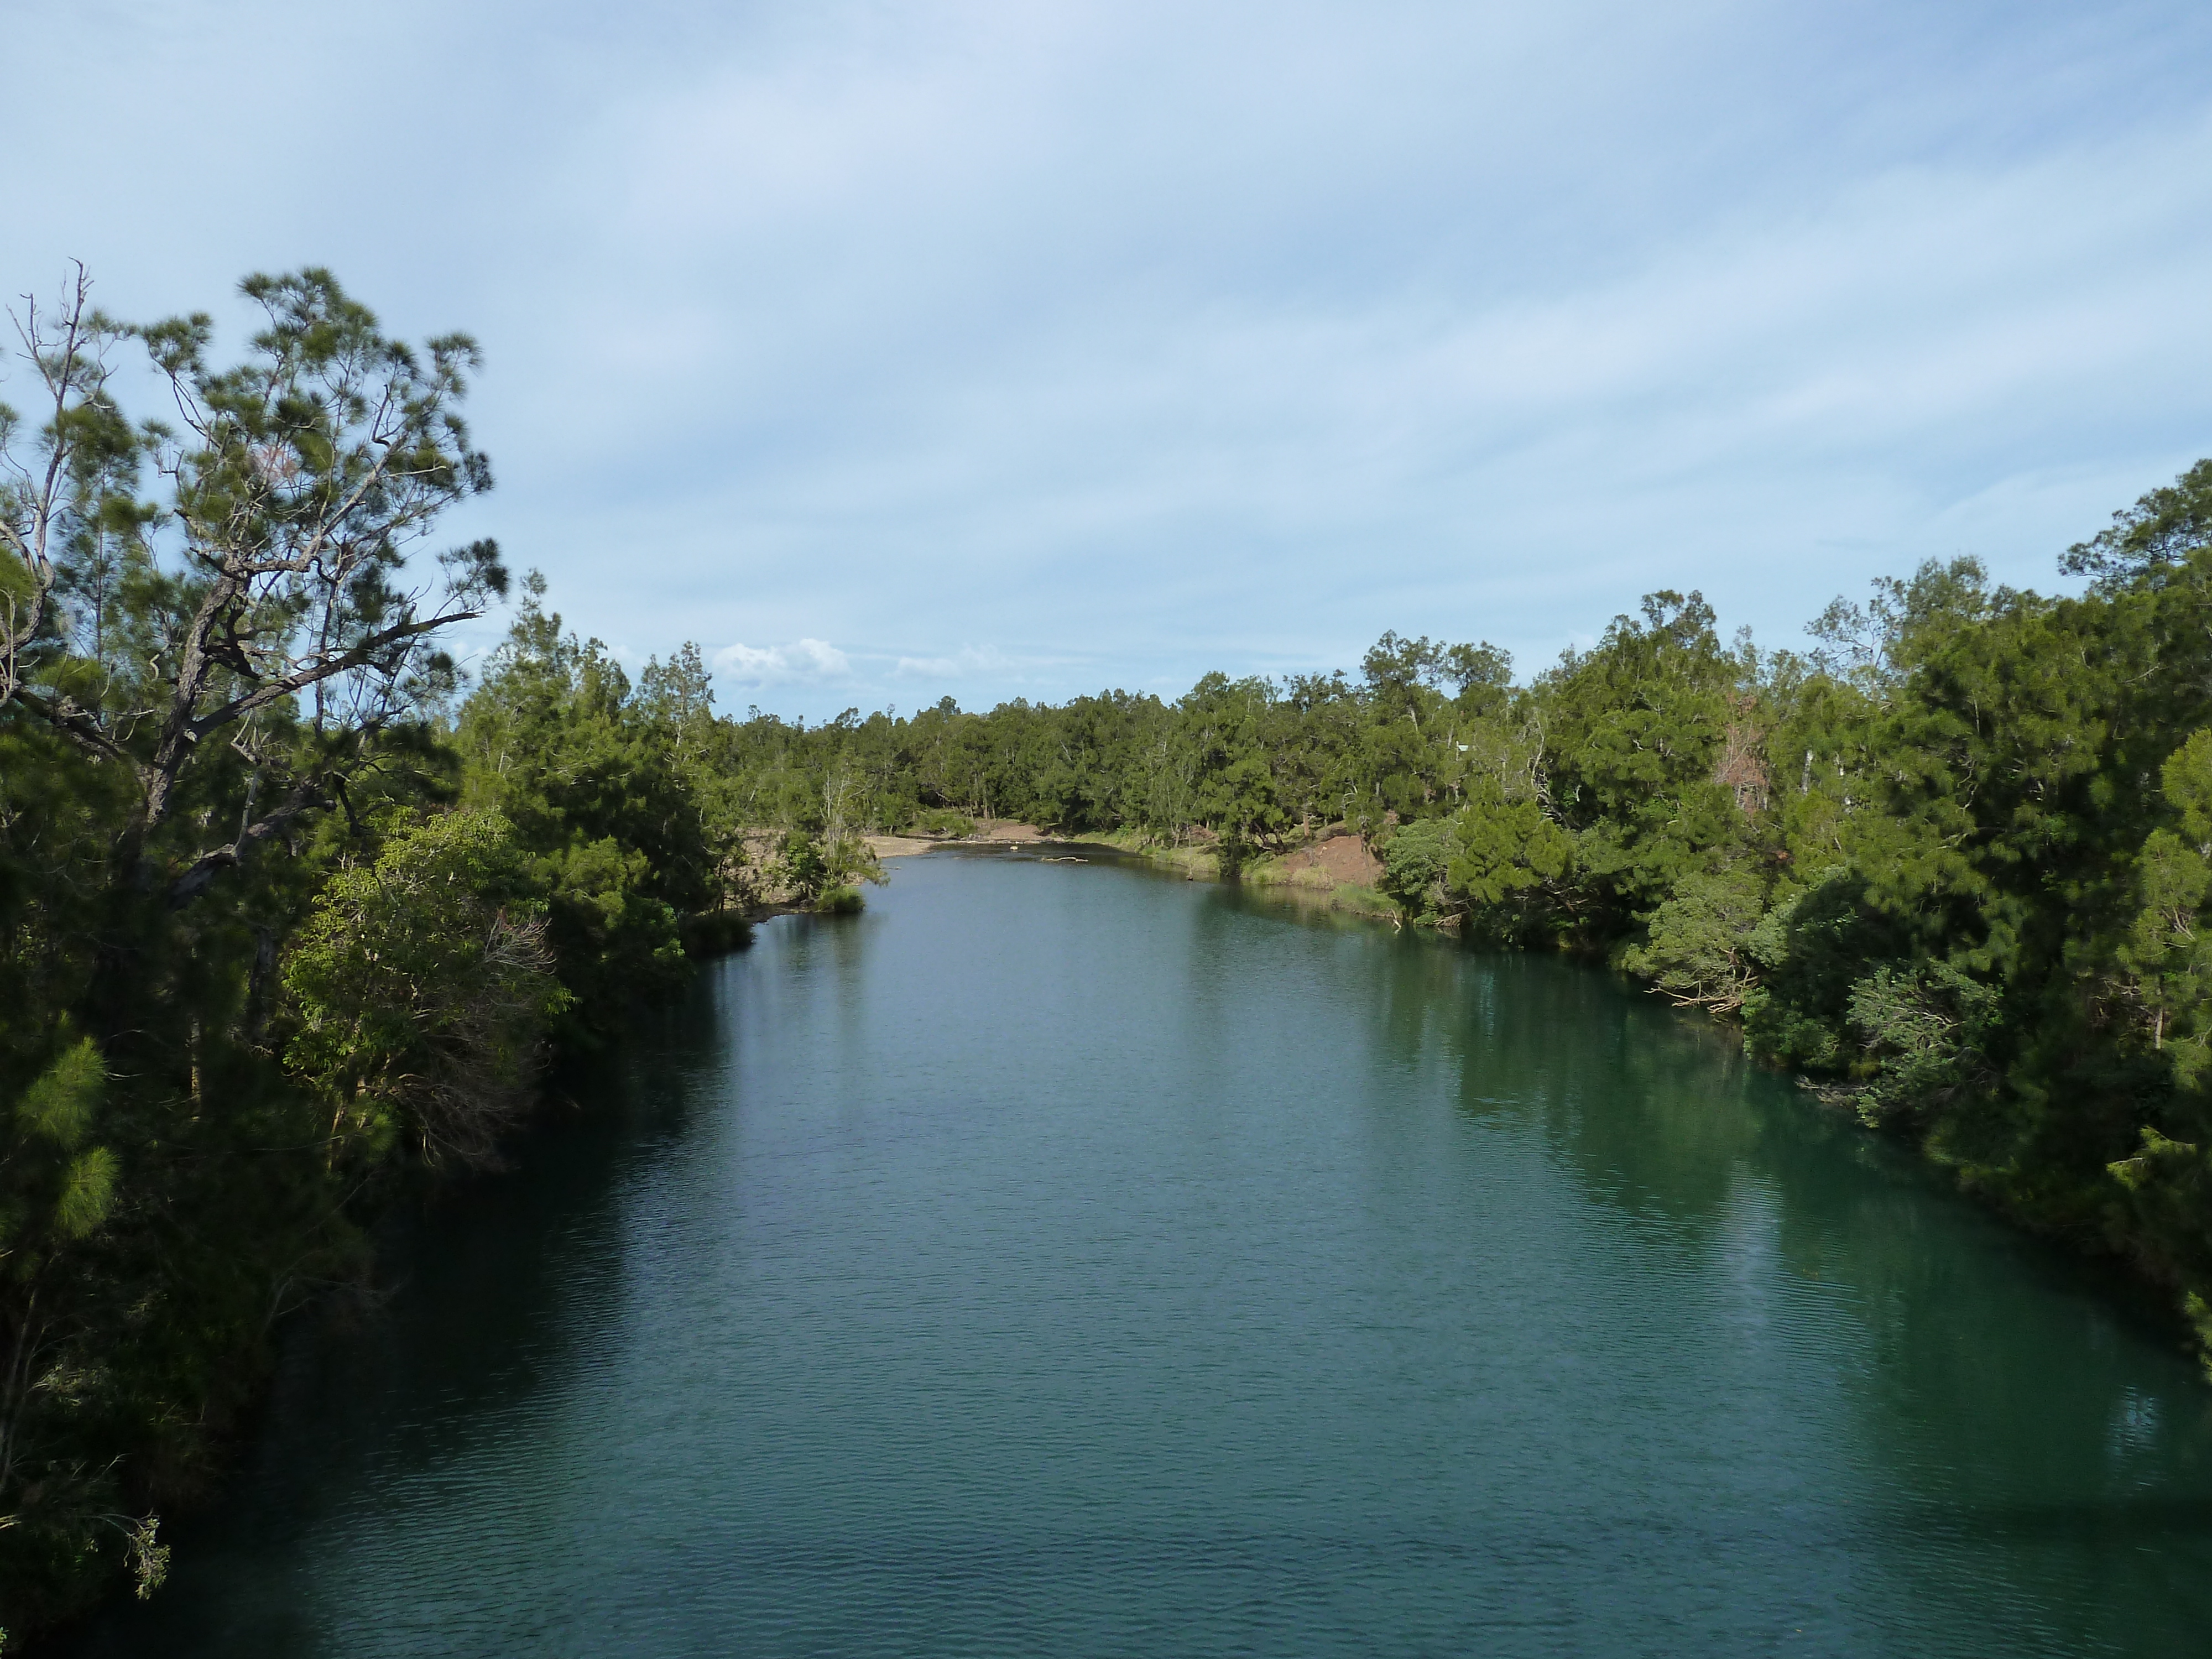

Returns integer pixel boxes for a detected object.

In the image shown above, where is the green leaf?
[16,1040,104,1151]
[54,1146,117,1239]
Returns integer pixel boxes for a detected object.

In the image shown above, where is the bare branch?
[165,778,332,909]
[11,687,138,768]
[0,265,101,708]
[6,266,498,902]
[186,602,485,737]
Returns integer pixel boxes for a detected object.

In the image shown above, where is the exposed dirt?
[1262,832,1383,889]
[864,822,1045,859]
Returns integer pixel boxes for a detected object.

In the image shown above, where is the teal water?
[76,849,2212,1656]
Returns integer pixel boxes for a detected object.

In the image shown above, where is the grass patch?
[1081,828,1222,878]
[1329,883,1397,919]
[907,808,975,838]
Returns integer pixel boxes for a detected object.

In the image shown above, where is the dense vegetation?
[545,469,2212,1408]
[0,272,769,1640]
[6,263,2212,1637]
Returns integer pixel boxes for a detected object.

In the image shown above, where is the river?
[74,848,2212,1655]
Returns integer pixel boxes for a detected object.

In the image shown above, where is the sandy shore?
[864,820,1046,860]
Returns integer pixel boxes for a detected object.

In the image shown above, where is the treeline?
[662,463,2212,1403]
[7,262,2212,1636]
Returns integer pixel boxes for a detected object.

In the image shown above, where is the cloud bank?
[11,1,2212,717]
[712,638,852,687]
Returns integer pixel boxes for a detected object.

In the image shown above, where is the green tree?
[0,266,502,1629]
[282,812,567,1169]
[2,267,503,906]
[459,577,727,1025]
[1618,866,1768,1014]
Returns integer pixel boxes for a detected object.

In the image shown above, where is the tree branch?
[12,687,139,768]
[187,603,484,737]
[165,777,332,909]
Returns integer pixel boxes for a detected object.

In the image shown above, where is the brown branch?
[11,687,138,768]
[186,603,483,737]
[165,777,332,909]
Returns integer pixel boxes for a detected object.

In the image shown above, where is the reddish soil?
[1267,832,1383,888]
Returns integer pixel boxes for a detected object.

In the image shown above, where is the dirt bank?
[863,821,1043,859]
[1240,830,1395,919]
[1249,831,1383,890]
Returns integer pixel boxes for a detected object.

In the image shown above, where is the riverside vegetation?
[3,267,2212,1636]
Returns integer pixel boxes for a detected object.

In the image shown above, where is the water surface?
[79,849,2212,1655]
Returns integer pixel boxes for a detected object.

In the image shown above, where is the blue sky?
[9,1,2212,718]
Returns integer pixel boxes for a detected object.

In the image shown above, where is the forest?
[6,267,2212,1637]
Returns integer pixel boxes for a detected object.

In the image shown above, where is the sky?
[7,0,2212,719]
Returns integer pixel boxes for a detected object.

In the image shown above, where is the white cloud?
[894,645,1021,679]
[712,638,852,686]
[11,1,2212,718]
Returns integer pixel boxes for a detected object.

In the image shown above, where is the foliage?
[14,265,2212,1630]
[1,265,503,905]
[1379,818,1457,922]
[282,811,567,1168]
[1444,776,1577,936]
[457,577,743,1036]
[0,269,732,1635]
[1618,867,1768,1014]
[775,830,831,905]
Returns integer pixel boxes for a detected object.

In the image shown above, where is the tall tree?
[2,265,504,907]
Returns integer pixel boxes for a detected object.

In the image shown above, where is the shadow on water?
[1220,874,2212,1650]
[68,984,737,1656]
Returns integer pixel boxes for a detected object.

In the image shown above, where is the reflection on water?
[76,849,2212,1657]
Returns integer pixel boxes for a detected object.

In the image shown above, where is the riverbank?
[862,820,1045,860]
[1068,827,1220,879]
[1034,822,1395,921]
[861,822,1225,879]
[1237,831,1396,920]
[872,820,1397,920]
